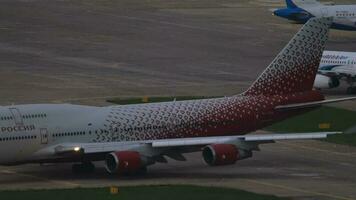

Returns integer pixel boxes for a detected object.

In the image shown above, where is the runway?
[0,140,356,200]
[1,0,356,199]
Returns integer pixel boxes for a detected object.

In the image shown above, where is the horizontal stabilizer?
[275,97,356,111]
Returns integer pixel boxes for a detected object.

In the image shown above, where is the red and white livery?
[0,17,354,174]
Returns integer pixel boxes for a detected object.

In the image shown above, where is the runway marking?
[245,179,355,200]
[277,141,356,158]
[0,169,80,188]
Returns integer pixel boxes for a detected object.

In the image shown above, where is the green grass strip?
[266,106,356,146]
[0,185,287,200]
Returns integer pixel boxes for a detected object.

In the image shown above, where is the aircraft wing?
[150,132,338,147]
[40,131,341,157]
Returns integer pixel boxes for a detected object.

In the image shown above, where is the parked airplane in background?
[273,0,356,31]
[0,18,354,175]
[314,51,356,94]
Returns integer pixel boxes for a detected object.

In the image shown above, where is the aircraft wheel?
[347,87,356,94]
[119,167,148,176]
[72,162,95,173]
[136,166,148,176]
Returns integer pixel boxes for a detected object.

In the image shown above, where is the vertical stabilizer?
[286,0,298,8]
[286,0,323,8]
[244,17,332,96]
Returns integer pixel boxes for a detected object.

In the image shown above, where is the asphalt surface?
[1,0,356,200]
[0,0,356,105]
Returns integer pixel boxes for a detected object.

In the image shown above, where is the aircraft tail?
[286,0,323,9]
[286,0,298,8]
[244,17,332,96]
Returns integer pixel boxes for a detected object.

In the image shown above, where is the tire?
[347,87,353,94]
[347,87,356,94]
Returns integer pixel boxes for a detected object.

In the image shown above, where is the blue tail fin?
[286,0,298,8]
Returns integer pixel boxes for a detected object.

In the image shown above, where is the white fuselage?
[314,50,356,90]
[0,97,254,165]
[0,104,106,164]
[304,5,356,29]
[0,94,293,165]
[319,50,356,74]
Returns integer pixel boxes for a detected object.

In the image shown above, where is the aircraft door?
[40,128,49,144]
[321,7,329,17]
[9,108,24,126]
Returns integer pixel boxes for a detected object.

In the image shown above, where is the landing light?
[74,147,81,152]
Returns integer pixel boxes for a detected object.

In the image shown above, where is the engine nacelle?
[105,151,143,174]
[202,144,252,166]
[314,74,340,89]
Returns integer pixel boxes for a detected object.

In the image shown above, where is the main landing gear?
[72,161,95,173]
[133,166,148,176]
[346,87,356,94]
[121,166,148,176]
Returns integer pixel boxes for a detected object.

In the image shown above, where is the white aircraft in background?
[314,51,356,94]
[0,18,354,175]
[273,0,356,31]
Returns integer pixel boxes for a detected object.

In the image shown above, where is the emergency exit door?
[321,7,329,17]
[9,108,23,126]
[40,128,49,144]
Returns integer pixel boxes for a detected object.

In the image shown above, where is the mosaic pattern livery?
[92,18,333,143]
[245,17,331,95]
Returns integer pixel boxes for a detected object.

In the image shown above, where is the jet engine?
[314,74,340,89]
[202,144,252,166]
[105,151,145,174]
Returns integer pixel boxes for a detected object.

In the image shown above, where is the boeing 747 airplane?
[314,50,356,94]
[0,18,354,175]
[273,0,356,31]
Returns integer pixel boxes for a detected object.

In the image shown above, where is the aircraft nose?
[273,9,283,17]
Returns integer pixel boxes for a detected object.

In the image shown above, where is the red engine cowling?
[202,144,252,166]
[105,151,142,174]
